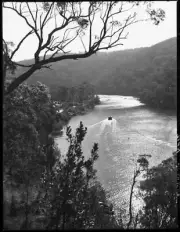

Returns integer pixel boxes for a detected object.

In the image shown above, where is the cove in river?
[55,95,177,210]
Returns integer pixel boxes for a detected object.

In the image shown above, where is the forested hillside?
[14,37,177,110]
[3,1,177,230]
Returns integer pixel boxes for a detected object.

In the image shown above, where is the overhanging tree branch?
[3,1,165,95]
[5,51,96,95]
[13,62,34,68]
[10,30,34,59]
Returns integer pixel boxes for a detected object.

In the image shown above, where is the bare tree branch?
[26,2,37,29]
[13,62,34,68]
[41,2,54,30]
[5,51,96,95]
[96,43,124,51]
[41,64,53,70]
[127,168,139,229]
[88,2,95,50]
[3,1,165,95]
[40,17,73,52]
[4,3,41,41]
[10,30,34,59]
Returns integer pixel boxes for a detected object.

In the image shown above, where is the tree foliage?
[137,153,177,229]
[3,82,117,229]
[3,81,58,229]
[51,81,98,103]
[3,40,17,80]
[4,81,55,166]
[40,122,117,229]
[127,154,151,229]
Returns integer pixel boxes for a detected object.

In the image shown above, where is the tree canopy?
[138,153,177,229]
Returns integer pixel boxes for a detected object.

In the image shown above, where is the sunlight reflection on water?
[55,95,176,211]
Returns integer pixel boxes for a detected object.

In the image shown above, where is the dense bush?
[137,152,177,228]
[3,82,117,229]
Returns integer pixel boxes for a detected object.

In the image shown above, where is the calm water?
[55,95,177,209]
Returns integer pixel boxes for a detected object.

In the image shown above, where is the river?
[55,95,177,210]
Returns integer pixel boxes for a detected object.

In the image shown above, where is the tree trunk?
[62,211,66,229]
[24,186,29,229]
[127,170,138,229]
[9,195,16,217]
[55,207,61,229]
[5,65,40,95]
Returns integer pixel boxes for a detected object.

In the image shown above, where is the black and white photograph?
[3,1,177,230]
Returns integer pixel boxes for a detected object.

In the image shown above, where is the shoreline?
[98,94,176,115]
[51,98,100,137]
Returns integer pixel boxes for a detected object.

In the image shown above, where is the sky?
[3,1,177,62]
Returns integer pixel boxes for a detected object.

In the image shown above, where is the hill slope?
[13,37,177,110]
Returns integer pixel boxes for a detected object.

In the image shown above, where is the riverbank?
[137,97,177,116]
[98,93,176,115]
[51,96,100,136]
[135,91,177,114]
[55,94,177,214]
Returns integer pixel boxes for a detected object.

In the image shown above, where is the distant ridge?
[12,37,176,94]
[17,37,176,64]
[10,36,176,110]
